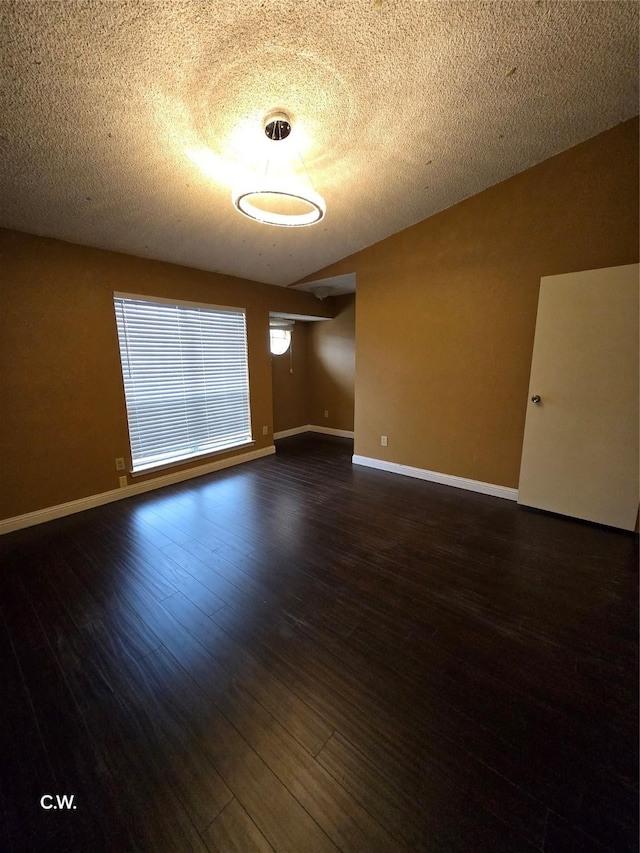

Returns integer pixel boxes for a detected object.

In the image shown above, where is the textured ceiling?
[0,1,637,287]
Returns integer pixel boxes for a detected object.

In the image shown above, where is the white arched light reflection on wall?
[233,112,325,227]
[269,325,292,355]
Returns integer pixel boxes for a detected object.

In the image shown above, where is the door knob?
[531,395,541,404]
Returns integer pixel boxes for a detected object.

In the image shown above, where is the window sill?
[129,440,256,478]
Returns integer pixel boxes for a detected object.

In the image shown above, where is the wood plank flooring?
[1,434,637,852]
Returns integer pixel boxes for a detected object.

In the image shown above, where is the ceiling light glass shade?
[233,185,326,227]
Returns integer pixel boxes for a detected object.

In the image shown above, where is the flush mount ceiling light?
[233,112,326,227]
[311,285,332,301]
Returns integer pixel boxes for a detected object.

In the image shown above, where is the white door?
[518,264,639,531]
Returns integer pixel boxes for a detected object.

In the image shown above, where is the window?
[114,293,252,473]
[269,326,292,355]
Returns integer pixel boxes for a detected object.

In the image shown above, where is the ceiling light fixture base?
[264,111,292,141]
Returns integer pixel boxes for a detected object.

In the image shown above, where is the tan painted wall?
[271,322,311,433]
[298,118,639,488]
[0,229,332,521]
[308,294,355,431]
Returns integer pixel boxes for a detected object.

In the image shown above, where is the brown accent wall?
[299,118,639,487]
[0,230,332,521]
[271,322,311,433]
[308,294,355,431]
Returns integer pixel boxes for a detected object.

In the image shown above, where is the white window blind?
[114,294,253,473]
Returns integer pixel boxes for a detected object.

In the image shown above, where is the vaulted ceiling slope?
[0,1,637,287]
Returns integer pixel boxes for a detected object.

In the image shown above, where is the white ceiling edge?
[270,311,330,322]
[288,273,356,297]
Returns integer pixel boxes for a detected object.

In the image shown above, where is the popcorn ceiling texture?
[0,0,637,286]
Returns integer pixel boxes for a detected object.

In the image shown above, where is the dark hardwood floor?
[1,434,638,852]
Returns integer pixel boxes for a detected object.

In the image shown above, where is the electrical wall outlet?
[262,425,269,435]
[381,435,388,447]
[118,475,128,488]
[115,457,125,471]
[324,410,329,418]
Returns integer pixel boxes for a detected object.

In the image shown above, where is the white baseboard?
[0,445,276,536]
[273,425,311,440]
[274,424,355,440]
[351,455,518,501]
[309,425,355,438]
